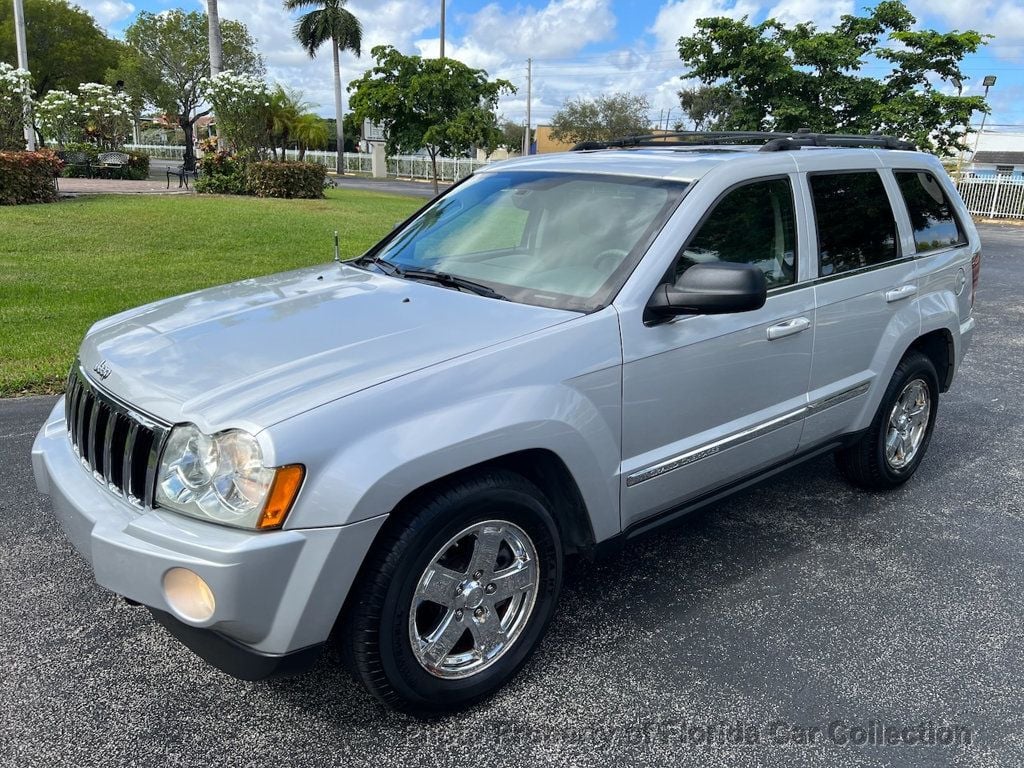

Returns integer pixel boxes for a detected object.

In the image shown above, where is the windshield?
[363,171,689,312]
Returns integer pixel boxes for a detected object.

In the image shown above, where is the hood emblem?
[93,360,112,380]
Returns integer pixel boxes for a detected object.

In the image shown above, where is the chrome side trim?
[625,380,872,487]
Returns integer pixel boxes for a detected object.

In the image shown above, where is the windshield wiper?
[351,254,402,276]
[398,269,510,301]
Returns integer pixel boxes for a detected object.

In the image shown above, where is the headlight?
[155,424,304,530]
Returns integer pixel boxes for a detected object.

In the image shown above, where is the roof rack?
[570,129,917,153]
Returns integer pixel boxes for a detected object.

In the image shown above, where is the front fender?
[266,309,624,542]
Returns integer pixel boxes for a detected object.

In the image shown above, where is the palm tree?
[292,113,329,160]
[207,0,223,78]
[284,0,361,174]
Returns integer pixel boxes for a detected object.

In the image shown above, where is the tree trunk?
[182,117,196,169]
[207,0,223,77]
[298,144,306,161]
[332,40,345,176]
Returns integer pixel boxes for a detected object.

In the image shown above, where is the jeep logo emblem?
[92,360,112,380]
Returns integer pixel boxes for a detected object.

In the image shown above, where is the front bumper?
[32,399,387,677]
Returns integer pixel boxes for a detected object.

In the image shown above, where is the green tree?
[115,10,263,167]
[677,84,742,131]
[497,118,525,154]
[284,0,361,174]
[0,0,122,98]
[676,0,988,153]
[549,92,651,145]
[349,46,514,193]
[292,112,328,160]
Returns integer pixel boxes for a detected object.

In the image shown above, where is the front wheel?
[835,350,939,490]
[343,470,562,714]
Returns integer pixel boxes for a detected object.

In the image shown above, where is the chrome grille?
[65,364,170,507]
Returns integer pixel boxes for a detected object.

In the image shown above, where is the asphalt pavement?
[1,223,1022,767]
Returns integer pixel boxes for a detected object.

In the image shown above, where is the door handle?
[886,284,918,303]
[767,316,811,340]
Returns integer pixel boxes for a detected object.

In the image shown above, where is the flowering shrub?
[200,70,270,159]
[36,84,132,148]
[35,90,83,146]
[0,150,61,205]
[195,149,248,195]
[0,63,34,151]
[247,161,326,199]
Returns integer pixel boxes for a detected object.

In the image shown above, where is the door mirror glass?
[647,262,767,320]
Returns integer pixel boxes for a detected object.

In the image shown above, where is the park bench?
[95,151,130,178]
[57,150,92,178]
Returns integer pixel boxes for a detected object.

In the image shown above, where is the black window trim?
[890,167,970,258]
[666,172,803,295]
[806,168,904,282]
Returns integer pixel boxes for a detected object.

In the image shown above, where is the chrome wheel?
[409,520,539,679]
[885,378,931,469]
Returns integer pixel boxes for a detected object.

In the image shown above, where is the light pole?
[439,0,445,59]
[972,75,997,160]
[12,0,35,150]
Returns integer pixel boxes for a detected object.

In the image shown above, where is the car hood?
[79,264,576,430]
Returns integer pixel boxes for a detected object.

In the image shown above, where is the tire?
[342,469,563,715]
[835,350,939,490]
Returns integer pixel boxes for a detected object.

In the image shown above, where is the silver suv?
[32,132,980,713]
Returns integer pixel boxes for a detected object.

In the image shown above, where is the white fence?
[124,144,488,181]
[954,174,1024,220]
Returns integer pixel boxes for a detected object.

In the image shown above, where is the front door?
[619,176,815,528]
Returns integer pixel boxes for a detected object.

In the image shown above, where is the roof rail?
[570,130,916,153]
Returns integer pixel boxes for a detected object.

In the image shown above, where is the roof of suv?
[484,145,929,183]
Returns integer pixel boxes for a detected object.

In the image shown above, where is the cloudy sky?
[76,0,1024,130]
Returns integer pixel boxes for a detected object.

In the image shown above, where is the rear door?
[797,163,920,448]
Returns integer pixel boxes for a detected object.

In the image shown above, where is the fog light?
[163,567,216,622]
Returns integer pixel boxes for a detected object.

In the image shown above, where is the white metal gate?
[954,174,1024,220]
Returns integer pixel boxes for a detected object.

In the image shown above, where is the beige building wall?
[534,125,575,154]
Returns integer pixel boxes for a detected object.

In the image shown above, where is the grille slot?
[65,365,168,507]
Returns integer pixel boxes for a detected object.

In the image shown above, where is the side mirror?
[647,262,767,319]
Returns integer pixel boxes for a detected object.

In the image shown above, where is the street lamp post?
[12,0,35,150]
[972,75,997,160]
[439,0,445,59]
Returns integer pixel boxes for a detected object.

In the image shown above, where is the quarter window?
[895,171,966,253]
[810,172,898,276]
[676,178,797,288]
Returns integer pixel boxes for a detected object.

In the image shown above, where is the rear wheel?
[343,470,562,714]
[835,350,939,490]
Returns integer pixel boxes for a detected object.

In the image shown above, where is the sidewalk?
[57,177,193,196]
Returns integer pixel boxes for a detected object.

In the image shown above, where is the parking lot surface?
[1,223,1021,767]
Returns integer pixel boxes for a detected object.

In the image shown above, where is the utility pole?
[522,57,532,156]
[12,0,35,150]
[439,0,445,59]
[972,75,997,161]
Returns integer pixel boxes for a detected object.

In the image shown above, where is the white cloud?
[767,0,851,27]
[648,0,760,52]
[76,0,135,28]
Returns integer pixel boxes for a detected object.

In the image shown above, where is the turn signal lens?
[256,464,305,530]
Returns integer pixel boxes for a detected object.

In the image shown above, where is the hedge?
[247,161,326,199]
[0,150,62,205]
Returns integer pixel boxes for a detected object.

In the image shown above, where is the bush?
[246,161,326,199]
[195,150,248,195]
[0,150,62,205]
[119,152,150,181]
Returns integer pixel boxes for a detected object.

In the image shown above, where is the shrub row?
[195,154,326,199]
[0,150,62,205]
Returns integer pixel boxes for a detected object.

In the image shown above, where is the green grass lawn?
[0,190,423,396]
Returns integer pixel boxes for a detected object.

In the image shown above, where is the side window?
[894,171,966,253]
[810,172,898,276]
[676,178,797,288]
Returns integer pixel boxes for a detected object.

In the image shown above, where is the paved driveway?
[1,223,1021,767]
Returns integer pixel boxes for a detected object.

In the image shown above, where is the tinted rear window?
[810,171,898,276]
[895,171,966,253]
